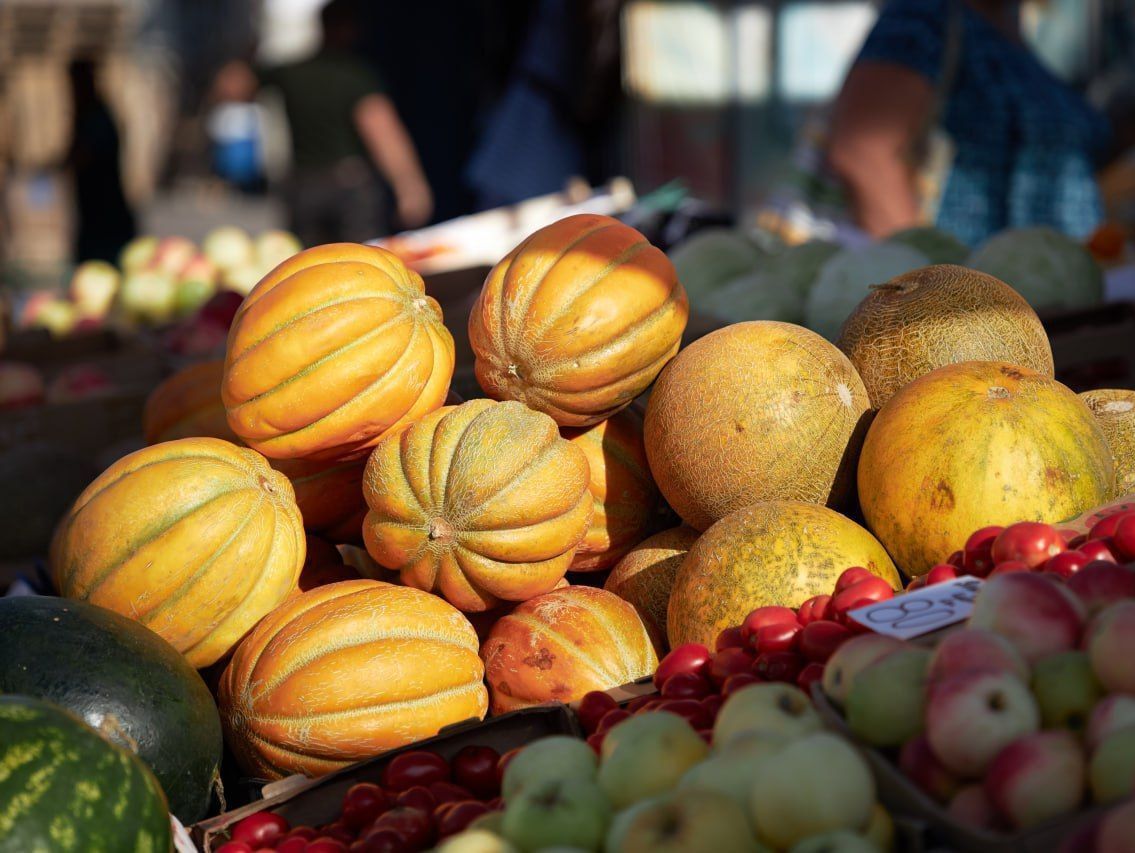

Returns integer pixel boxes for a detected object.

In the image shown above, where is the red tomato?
[946,550,965,568]
[925,564,958,586]
[653,698,714,730]
[393,786,436,815]
[1088,510,1135,541]
[988,560,1032,577]
[708,647,755,686]
[991,522,1065,568]
[596,708,631,734]
[495,747,522,790]
[963,525,1004,577]
[575,691,618,734]
[230,812,290,847]
[436,801,490,839]
[660,671,712,700]
[831,577,893,620]
[720,672,760,696]
[1079,539,1118,564]
[834,567,875,594]
[382,751,451,792]
[797,595,832,625]
[653,643,712,688]
[696,728,713,745]
[799,620,854,663]
[372,806,434,850]
[586,731,606,754]
[215,843,253,853]
[796,661,825,694]
[739,606,799,642]
[276,838,308,853]
[700,694,724,719]
[341,783,392,830]
[1113,514,1135,560]
[428,781,473,806]
[753,651,803,683]
[286,827,318,841]
[350,830,411,853]
[625,694,655,713]
[906,576,927,591]
[450,745,500,800]
[752,622,802,654]
[306,840,349,853]
[319,823,355,844]
[1043,550,1091,579]
[714,626,746,651]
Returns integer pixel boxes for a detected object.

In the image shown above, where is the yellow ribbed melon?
[1080,389,1135,497]
[668,501,899,649]
[860,362,1114,576]
[644,321,871,531]
[604,526,699,655]
[837,265,1055,408]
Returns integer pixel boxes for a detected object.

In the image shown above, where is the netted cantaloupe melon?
[837,265,1055,408]
[668,501,900,649]
[604,525,699,654]
[644,321,871,531]
[1080,389,1135,498]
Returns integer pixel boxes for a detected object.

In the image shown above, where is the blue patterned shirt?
[857,0,1110,245]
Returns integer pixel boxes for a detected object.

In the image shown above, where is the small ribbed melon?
[1080,389,1135,497]
[838,265,1055,409]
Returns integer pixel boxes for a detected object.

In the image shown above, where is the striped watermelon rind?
[0,695,171,853]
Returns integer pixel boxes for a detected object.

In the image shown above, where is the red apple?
[798,620,853,663]
[991,522,1065,569]
[926,628,1029,684]
[1066,562,1135,616]
[654,643,712,689]
[967,573,1086,664]
[576,691,618,734]
[340,783,391,830]
[1087,601,1135,694]
[926,672,1040,776]
[0,362,45,409]
[45,364,114,404]
[393,786,435,814]
[947,785,1001,830]
[983,730,1086,829]
[899,734,962,804]
[1087,694,1135,751]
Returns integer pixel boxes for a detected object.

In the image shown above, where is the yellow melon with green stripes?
[51,437,305,668]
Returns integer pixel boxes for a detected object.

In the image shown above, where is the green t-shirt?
[259,49,385,171]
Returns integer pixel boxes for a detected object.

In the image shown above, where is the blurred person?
[66,59,137,263]
[213,0,432,243]
[825,0,1110,245]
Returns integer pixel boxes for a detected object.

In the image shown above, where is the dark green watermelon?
[0,695,171,852]
[0,597,222,822]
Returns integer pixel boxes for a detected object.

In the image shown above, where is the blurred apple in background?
[21,293,77,338]
[984,730,1086,829]
[1087,601,1135,694]
[203,225,255,273]
[255,229,302,270]
[120,269,178,324]
[609,789,753,853]
[1098,798,1135,853]
[927,628,1030,685]
[1089,727,1135,804]
[70,260,120,319]
[947,784,1001,831]
[148,236,198,278]
[119,235,158,273]
[45,364,116,404]
[822,634,906,708]
[0,362,46,409]
[968,573,1086,663]
[846,647,931,748]
[1030,651,1104,733]
[223,263,265,296]
[175,255,220,317]
[1067,562,1135,617]
[713,683,822,746]
[1088,695,1135,751]
[898,734,962,804]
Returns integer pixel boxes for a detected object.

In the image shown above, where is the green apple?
[604,799,655,853]
[203,225,254,272]
[714,683,822,747]
[436,828,519,853]
[1030,651,1103,733]
[120,269,177,323]
[606,789,756,853]
[846,647,931,747]
[749,732,875,850]
[255,229,303,269]
[70,260,120,318]
[1090,726,1135,804]
[822,634,906,707]
[599,712,708,810]
[788,830,878,853]
[119,235,158,273]
[502,735,597,802]
[501,776,611,852]
[470,811,506,834]
[679,733,787,820]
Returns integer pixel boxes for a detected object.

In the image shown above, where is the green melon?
[0,597,222,822]
[0,695,171,853]
[887,226,969,264]
[698,240,840,323]
[967,226,1103,310]
[667,228,765,307]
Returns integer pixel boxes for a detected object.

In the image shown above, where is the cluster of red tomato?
[919,512,1135,587]
[215,745,512,853]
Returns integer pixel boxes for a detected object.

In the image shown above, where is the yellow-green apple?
[1066,562,1135,617]
[0,362,45,409]
[1030,651,1103,733]
[863,804,894,851]
[501,736,596,802]
[1088,696,1135,751]
[255,229,303,270]
[500,776,610,852]
[947,785,1000,831]
[898,735,962,804]
[679,733,787,820]
[846,647,931,747]
[175,255,218,316]
[926,628,1029,684]
[967,573,1086,664]
[714,683,822,747]
[45,365,114,404]
[469,811,505,835]
[1098,798,1135,853]
[788,831,877,853]
[435,828,517,853]
[1088,602,1135,694]
[223,262,265,296]
[606,789,756,853]
[1090,727,1135,803]
[70,260,120,318]
[822,634,906,707]
[749,732,875,849]
[119,235,158,272]
[148,236,197,277]
[22,294,77,337]
[983,730,1086,829]
[599,712,708,810]
[203,225,254,272]
[120,270,177,323]
[925,672,1040,777]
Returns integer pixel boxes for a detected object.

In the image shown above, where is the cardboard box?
[192,705,583,852]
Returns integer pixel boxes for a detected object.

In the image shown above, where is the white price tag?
[169,815,197,853]
[847,577,984,640]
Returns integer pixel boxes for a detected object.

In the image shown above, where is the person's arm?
[353,94,433,229]
[826,61,935,237]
